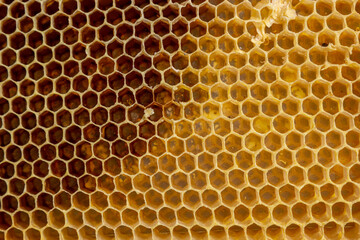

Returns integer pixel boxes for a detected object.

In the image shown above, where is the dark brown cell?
[55,76,71,95]
[53,13,68,30]
[30,128,45,146]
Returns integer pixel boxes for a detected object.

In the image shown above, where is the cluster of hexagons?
[1,0,360,239]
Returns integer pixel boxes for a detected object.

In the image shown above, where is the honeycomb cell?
[163,190,180,210]
[266,225,284,239]
[190,20,206,38]
[266,167,285,187]
[324,222,342,239]
[269,205,289,226]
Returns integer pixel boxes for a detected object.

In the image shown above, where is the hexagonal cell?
[251,204,270,225]
[190,225,208,239]
[124,7,141,23]
[341,182,359,202]
[190,51,208,70]
[139,5,158,20]
[162,190,181,211]
[29,212,46,231]
[137,209,156,230]
[326,130,343,149]
[124,38,141,58]
[127,191,145,211]
[170,52,188,71]
[222,101,239,120]
[19,80,35,98]
[152,53,170,71]
[116,23,133,41]
[247,168,264,187]
[285,224,303,240]
[130,138,148,156]
[233,206,251,229]
[301,98,319,118]
[153,19,169,37]
[273,204,290,224]
[181,190,200,211]
[267,167,285,187]
[277,32,295,50]
[320,183,338,203]
[240,187,258,207]
[234,151,253,172]
[134,54,151,72]
[279,183,297,204]
[295,148,315,168]
[171,172,188,191]
[213,206,231,225]
[134,225,152,239]
[265,225,284,240]
[202,189,220,208]
[161,5,178,20]
[288,166,306,188]
[209,51,227,70]
[323,222,343,240]
[147,153,173,176]
[349,163,360,184]
[2,195,18,213]
[346,130,360,148]
[293,114,311,133]
[203,135,221,154]
[258,186,276,207]
[344,222,360,240]
[305,130,323,149]
[103,7,121,24]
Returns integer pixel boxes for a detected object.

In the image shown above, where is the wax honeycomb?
[0,0,360,239]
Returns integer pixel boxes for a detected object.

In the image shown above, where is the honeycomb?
[1,0,360,239]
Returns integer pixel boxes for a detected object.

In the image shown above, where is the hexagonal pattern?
[0,0,360,239]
